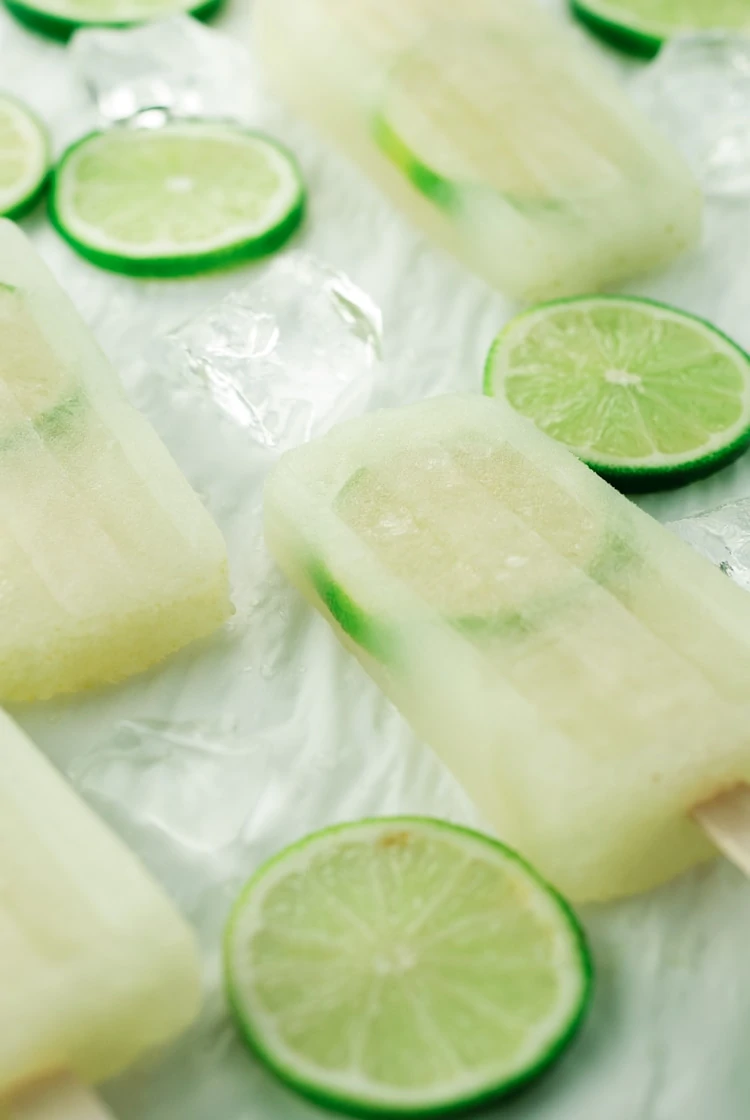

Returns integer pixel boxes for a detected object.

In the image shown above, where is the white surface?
[3,2,750,1118]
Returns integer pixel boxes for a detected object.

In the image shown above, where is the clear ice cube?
[70,15,259,124]
[669,498,750,591]
[631,33,750,197]
[163,253,381,451]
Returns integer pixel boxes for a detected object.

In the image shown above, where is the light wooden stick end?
[694,785,750,877]
[7,1077,114,1120]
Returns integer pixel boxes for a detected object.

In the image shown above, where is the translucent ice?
[669,498,750,591]
[68,718,272,856]
[163,253,381,451]
[70,16,259,124]
[632,34,750,197]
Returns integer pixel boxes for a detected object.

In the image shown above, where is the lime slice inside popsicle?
[309,439,609,659]
[224,817,593,1118]
[374,24,642,212]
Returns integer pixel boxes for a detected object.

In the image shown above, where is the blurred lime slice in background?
[0,94,49,220]
[3,0,224,39]
[572,0,750,57]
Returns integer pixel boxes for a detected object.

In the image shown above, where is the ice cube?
[669,498,750,591]
[631,33,750,197]
[68,718,273,857]
[163,253,381,451]
[70,15,260,124]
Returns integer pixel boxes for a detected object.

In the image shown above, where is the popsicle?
[0,708,201,1117]
[0,220,230,703]
[264,394,750,902]
[253,0,702,302]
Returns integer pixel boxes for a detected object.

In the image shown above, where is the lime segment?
[571,0,750,56]
[2,0,223,40]
[224,817,592,1116]
[0,95,50,220]
[50,123,305,276]
[485,296,750,491]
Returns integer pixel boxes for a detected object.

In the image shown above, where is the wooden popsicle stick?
[7,1077,115,1120]
[693,785,750,876]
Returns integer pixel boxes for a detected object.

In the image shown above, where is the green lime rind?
[570,0,662,57]
[309,559,399,665]
[3,166,50,220]
[0,95,51,220]
[224,816,593,1119]
[2,0,223,40]
[49,126,305,278]
[372,113,567,221]
[484,294,750,493]
[372,114,462,213]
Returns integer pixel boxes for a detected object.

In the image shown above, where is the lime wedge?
[224,817,592,1117]
[374,23,644,213]
[571,0,750,57]
[50,123,305,276]
[0,94,50,220]
[484,295,750,492]
[2,0,222,40]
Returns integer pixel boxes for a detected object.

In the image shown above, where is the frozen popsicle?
[265,394,750,902]
[0,220,230,703]
[0,708,201,1115]
[253,0,702,302]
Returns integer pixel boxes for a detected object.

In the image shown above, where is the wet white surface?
[3,2,750,1117]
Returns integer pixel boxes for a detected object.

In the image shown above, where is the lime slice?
[484,295,750,492]
[571,0,750,56]
[374,23,644,213]
[224,817,592,1117]
[0,95,50,220]
[50,123,305,277]
[307,440,609,666]
[3,0,223,40]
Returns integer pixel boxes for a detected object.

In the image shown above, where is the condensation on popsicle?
[0,709,201,1103]
[253,0,702,301]
[264,395,750,902]
[0,220,231,703]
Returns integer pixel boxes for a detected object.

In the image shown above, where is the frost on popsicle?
[0,220,230,702]
[265,395,750,902]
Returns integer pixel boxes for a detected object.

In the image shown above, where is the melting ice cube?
[163,253,382,451]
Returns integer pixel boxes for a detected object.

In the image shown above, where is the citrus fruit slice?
[2,0,223,41]
[374,22,646,213]
[0,94,50,220]
[50,122,305,277]
[484,295,750,491]
[224,817,592,1117]
[571,0,750,58]
[306,433,611,663]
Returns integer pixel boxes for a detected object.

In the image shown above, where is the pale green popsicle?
[0,220,230,702]
[253,0,702,301]
[0,709,201,1105]
[264,395,750,902]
